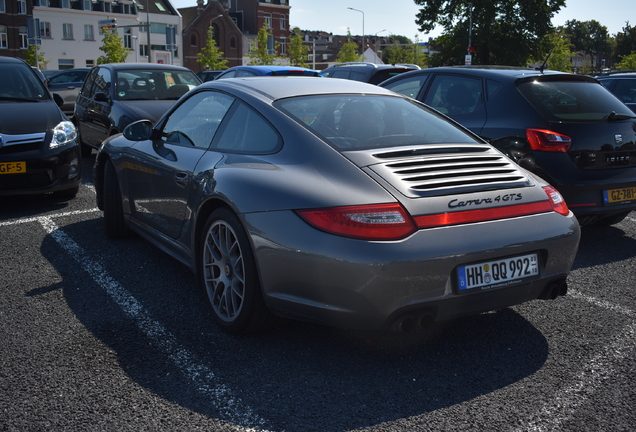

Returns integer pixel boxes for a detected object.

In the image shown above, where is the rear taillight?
[543,185,570,216]
[296,203,416,240]
[526,129,572,152]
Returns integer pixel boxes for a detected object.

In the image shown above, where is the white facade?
[33,0,182,71]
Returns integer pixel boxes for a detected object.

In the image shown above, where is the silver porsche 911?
[93,77,580,334]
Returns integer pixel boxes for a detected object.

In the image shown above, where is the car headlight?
[50,121,77,149]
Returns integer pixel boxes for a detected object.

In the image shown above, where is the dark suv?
[597,71,636,113]
[380,66,636,225]
[321,62,419,85]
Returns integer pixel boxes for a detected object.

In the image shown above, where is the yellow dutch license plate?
[0,161,27,174]
[604,187,636,204]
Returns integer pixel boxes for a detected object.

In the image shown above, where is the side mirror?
[52,92,64,107]
[123,119,154,141]
[94,92,110,103]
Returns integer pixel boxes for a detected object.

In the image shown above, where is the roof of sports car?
[202,76,397,100]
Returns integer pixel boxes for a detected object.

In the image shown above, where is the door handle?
[174,171,189,187]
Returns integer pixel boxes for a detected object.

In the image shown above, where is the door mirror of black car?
[123,119,154,141]
[52,92,64,107]
[94,92,110,103]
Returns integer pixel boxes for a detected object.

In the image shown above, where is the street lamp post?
[145,0,151,63]
[347,7,364,57]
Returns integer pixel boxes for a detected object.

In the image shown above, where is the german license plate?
[0,161,26,174]
[457,253,539,291]
[604,187,636,204]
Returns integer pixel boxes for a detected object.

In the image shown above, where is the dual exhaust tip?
[391,279,568,333]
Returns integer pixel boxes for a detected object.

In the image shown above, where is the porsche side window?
[424,75,482,115]
[214,102,282,154]
[161,91,234,149]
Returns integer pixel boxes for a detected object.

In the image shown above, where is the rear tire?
[198,208,277,334]
[103,161,131,238]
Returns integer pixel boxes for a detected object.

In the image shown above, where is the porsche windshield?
[275,94,479,150]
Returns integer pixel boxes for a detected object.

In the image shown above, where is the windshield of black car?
[0,63,49,101]
[114,70,200,101]
[274,94,478,150]
[517,79,632,121]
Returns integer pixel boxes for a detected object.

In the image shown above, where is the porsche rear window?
[517,80,631,121]
[275,94,478,150]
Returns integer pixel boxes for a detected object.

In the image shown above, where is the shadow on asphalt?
[572,219,636,270]
[36,217,550,432]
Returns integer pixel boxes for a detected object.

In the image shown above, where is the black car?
[0,57,81,198]
[196,70,224,82]
[45,68,91,117]
[74,63,201,154]
[380,66,636,225]
[321,62,419,85]
[597,71,636,113]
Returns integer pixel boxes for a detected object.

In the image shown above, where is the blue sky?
[170,0,632,39]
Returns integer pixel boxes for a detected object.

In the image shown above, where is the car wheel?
[103,161,131,238]
[199,208,276,334]
[596,211,631,226]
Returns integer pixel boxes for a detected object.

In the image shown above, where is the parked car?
[214,65,322,79]
[74,63,201,155]
[196,69,224,82]
[0,57,81,198]
[320,62,420,84]
[597,71,636,113]
[93,76,580,334]
[31,67,46,82]
[45,67,91,117]
[41,70,61,80]
[380,66,636,225]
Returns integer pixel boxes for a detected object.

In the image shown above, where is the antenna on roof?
[537,47,554,74]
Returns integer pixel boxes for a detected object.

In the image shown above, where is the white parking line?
[27,214,269,431]
[516,290,635,432]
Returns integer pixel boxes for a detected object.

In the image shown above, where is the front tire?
[103,161,131,238]
[198,208,276,334]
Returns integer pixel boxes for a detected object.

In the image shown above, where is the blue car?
[214,65,322,80]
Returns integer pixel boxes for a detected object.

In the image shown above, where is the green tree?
[414,0,565,66]
[197,27,229,70]
[336,30,363,63]
[97,29,130,64]
[563,20,612,70]
[614,23,636,63]
[288,28,309,67]
[616,52,636,70]
[248,23,279,65]
[532,31,574,72]
[24,45,48,69]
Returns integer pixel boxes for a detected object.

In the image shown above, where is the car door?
[421,73,487,134]
[76,67,113,147]
[124,90,235,239]
[46,69,87,115]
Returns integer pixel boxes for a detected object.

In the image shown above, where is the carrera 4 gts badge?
[449,193,523,208]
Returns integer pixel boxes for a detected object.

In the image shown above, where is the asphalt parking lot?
[1,155,635,431]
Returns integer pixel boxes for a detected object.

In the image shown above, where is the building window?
[140,44,148,57]
[58,59,74,70]
[19,26,28,49]
[40,21,51,38]
[123,28,132,48]
[190,34,196,46]
[0,0,5,13]
[61,0,70,8]
[103,1,110,12]
[264,13,272,29]
[279,14,286,30]
[0,26,7,49]
[86,59,94,67]
[82,0,90,10]
[17,0,27,14]
[230,37,236,49]
[84,24,94,41]
[267,34,275,55]
[279,36,286,55]
[63,23,73,40]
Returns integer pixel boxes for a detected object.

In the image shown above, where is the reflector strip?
[414,201,553,228]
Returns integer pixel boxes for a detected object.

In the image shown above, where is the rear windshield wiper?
[605,111,636,121]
